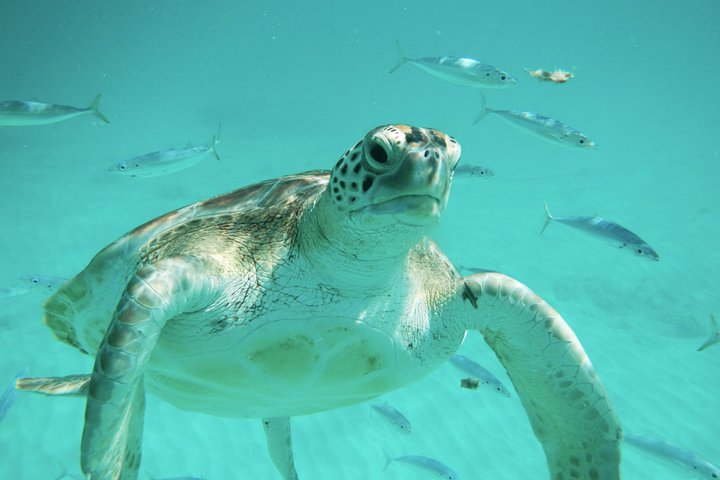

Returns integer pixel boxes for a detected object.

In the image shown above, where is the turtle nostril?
[369,142,388,164]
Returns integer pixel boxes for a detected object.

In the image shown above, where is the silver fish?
[0,276,65,299]
[474,93,595,149]
[0,367,29,424]
[454,164,494,179]
[386,454,460,480]
[457,265,497,274]
[698,314,719,352]
[21,275,67,292]
[110,125,221,178]
[624,433,720,479]
[542,202,660,261]
[371,401,412,434]
[449,354,511,397]
[390,40,517,89]
[0,94,109,126]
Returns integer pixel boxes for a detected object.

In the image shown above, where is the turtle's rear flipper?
[16,374,91,396]
[81,256,219,480]
[263,417,299,480]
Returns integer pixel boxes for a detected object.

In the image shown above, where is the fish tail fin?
[382,450,393,472]
[472,92,490,125]
[697,314,719,351]
[541,201,554,234]
[88,94,110,124]
[389,40,409,74]
[210,123,222,161]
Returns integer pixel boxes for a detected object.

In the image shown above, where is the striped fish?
[449,354,511,397]
[474,93,594,149]
[385,454,460,480]
[624,433,720,478]
[542,202,659,261]
[371,401,412,434]
[390,41,516,89]
[0,94,108,126]
[454,164,494,179]
[110,125,221,178]
[21,275,67,292]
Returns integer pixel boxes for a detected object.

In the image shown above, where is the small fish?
[525,67,574,84]
[542,202,660,261]
[390,40,517,89]
[457,265,497,275]
[449,354,511,397]
[454,164,494,179]
[21,275,67,292]
[371,401,412,434]
[385,454,460,480]
[0,368,29,424]
[624,433,720,479]
[0,94,109,126]
[474,93,595,149]
[698,314,719,352]
[110,124,221,178]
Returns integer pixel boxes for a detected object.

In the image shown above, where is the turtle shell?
[44,171,330,355]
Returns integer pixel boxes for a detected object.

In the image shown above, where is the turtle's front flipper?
[262,417,299,480]
[455,272,621,480]
[82,256,219,480]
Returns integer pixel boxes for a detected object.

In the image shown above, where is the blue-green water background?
[1,1,718,478]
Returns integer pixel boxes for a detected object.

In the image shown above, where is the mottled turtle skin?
[21,125,621,480]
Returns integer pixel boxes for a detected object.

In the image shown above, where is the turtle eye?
[369,142,387,164]
[366,140,390,169]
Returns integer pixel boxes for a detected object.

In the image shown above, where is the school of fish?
[0,37,715,480]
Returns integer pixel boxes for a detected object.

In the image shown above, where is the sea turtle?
[18,125,621,479]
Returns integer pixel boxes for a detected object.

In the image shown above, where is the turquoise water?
[1,0,718,478]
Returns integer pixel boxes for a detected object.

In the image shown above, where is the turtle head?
[328,125,461,227]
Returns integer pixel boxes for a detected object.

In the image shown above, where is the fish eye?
[31,277,39,284]
[578,138,585,144]
[119,164,126,170]
[500,75,507,80]
[636,248,644,255]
